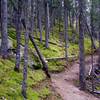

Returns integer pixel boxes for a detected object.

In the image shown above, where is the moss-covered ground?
[0,26,99,99]
[0,57,62,100]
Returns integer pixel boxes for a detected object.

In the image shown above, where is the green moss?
[38,87,51,99]
[68,43,79,56]
[7,27,99,74]
[3,25,99,99]
[48,61,65,73]
[0,58,48,100]
[96,86,100,91]
[27,88,40,100]
[28,70,46,86]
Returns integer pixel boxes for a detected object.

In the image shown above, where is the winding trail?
[51,56,100,100]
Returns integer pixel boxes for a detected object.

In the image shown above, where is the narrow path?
[51,56,100,100]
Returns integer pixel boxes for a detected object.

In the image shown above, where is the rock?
[20,45,24,57]
[28,58,34,69]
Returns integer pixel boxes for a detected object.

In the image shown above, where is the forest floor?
[51,55,100,100]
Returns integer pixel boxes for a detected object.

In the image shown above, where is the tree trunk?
[75,0,79,34]
[76,16,79,34]
[0,0,1,31]
[98,0,100,66]
[0,0,8,58]
[69,11,72,28]
[44,0,50,48]
[29,34,50,78]
[37,0,42,42]
[78,0,86,90]
[14,0,22,72]
[90,0,96,49]
[22,0,29,99]
[31,0,35,34]
[71,12,76,43]
[82,15,96,50]
[64,0,68,61]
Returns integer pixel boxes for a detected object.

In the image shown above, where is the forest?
[0,0,100,100]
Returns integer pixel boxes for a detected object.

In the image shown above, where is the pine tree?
[0,0,8,58]
[78,0,86,90]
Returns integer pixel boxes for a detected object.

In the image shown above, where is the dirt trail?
[51,56,100,100]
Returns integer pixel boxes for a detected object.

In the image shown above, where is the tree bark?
[90,0,96,49]
[0,0,1,31]
[37,0,42,42]
[44,0,50,48]
[22,0,30,99]
[31,0,35,34]
[29,34,51,78]
[0,0,8,58]
[78,0,86,90]
[14,0,22,72]
[64,0,69,61]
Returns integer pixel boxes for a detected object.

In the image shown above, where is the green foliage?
[0,58,52,100]
[38,87,51,99]
[48,60,65,73]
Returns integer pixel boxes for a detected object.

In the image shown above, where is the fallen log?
[20,19,50,78]
[46,57,66,61]
[46,55,77,61]
[29,34,51,78]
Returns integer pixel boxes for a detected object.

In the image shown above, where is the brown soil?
[51,55,100,100]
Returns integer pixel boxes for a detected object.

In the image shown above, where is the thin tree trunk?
[78,0,86,90]
[37,0,42,42]
[0,0,8,58]
[29,34,50,78]
[82,14,96,50]
[22,0,29,98]
[76,15,79,34]
[64,0,68,61]
[14,0,22,72]
[44,0,50,48]
[90,0,96,49]
[98,0,100,66]
[69,11,72,28]
[71,13,76,43]
[75,0,79,34]
[31,0,35,34]
[50,8,56,34]
[0,0,1,31]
